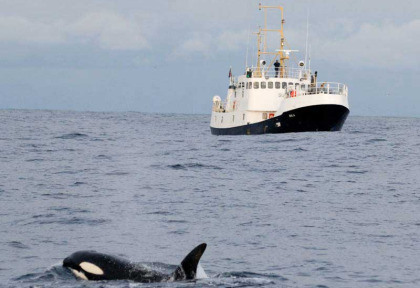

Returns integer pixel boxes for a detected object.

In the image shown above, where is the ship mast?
[256,2,288,78]
[253,28,262,78]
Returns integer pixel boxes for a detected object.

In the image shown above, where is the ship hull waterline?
[210,104,350,136]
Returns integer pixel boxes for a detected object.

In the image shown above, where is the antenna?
[251,33,255,68]
[308,44,312,71]
[246,30,251,69]
[304,1,310,68]
[245,0,252,70]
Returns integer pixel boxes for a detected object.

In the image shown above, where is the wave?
[11,265,72,286]
[11,265,286,288]
[25,158,44,162]
[105,171,130,176]
[210,271,287,287]
[95,154,112,160]
[7,241,29,249]
[55,133,89,140]
[367,138,387,143]
[167,163,223,170]
[24,216,108,226]
[146,211,173,216]
[346,170,369,174]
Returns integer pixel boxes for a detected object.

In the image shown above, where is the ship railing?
[247,66,311,80]
[288,82,348,98]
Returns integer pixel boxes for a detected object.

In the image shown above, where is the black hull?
[210,104,349,136]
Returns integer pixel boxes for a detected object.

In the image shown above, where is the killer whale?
[63,243,207,283]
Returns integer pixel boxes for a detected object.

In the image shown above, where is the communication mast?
[256,2,289,78]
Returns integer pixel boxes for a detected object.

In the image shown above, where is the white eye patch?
[80,262,104,275]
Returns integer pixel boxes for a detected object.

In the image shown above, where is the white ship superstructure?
[210,3,349,135]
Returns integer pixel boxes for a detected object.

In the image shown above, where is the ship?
[210,3,349,135]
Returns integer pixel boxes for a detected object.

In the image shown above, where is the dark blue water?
[0,110,419,288]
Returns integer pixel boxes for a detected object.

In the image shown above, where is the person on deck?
[274,60,280,78]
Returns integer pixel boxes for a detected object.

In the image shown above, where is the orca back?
[63,243,207,282]
[63,251,166,282]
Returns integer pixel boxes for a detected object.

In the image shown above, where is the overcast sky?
[0,0,419,117]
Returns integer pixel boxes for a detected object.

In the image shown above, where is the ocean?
[0,110,419,288]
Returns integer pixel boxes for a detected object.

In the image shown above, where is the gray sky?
[0,0,419,116]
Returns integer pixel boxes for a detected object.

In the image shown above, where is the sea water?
[0,110,419,288]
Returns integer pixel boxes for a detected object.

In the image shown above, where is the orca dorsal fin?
[171,243,207,281]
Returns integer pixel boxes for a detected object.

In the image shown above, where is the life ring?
[290,90,296,98]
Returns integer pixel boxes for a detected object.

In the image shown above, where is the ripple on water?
[346,170,369,174]
[293,147,308,152]
[166,163,223,170]
[70,182,87,186]
[105,171,130,176]
[7,241,30,249]
[25,158,44,162]
[213,271,287,286]
[54,133,89,139]
[12,265,71,283]
[48,207,90,214]
[95,154,112,160]
[168,230,188,235]
[40,192,71,200]
[25,216,108,226]
[367,138,387,143]
[146,211,174,216]
[165,219,188,224]
[41,192,96,199]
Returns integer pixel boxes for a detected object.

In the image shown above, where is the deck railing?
[247,67,311,80]
[296,82,348,97]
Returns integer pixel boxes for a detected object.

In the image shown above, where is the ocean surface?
[0,109,419,288]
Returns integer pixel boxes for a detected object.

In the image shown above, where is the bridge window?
[261,82,266,89]
[275,82,281,89]
[302,84,306,91]
[262,113,268,120]
[268,82,273,89]
[282,82,287,89]
[254,82,259,89]
[243,114,245,120]
[295,83,300,90]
